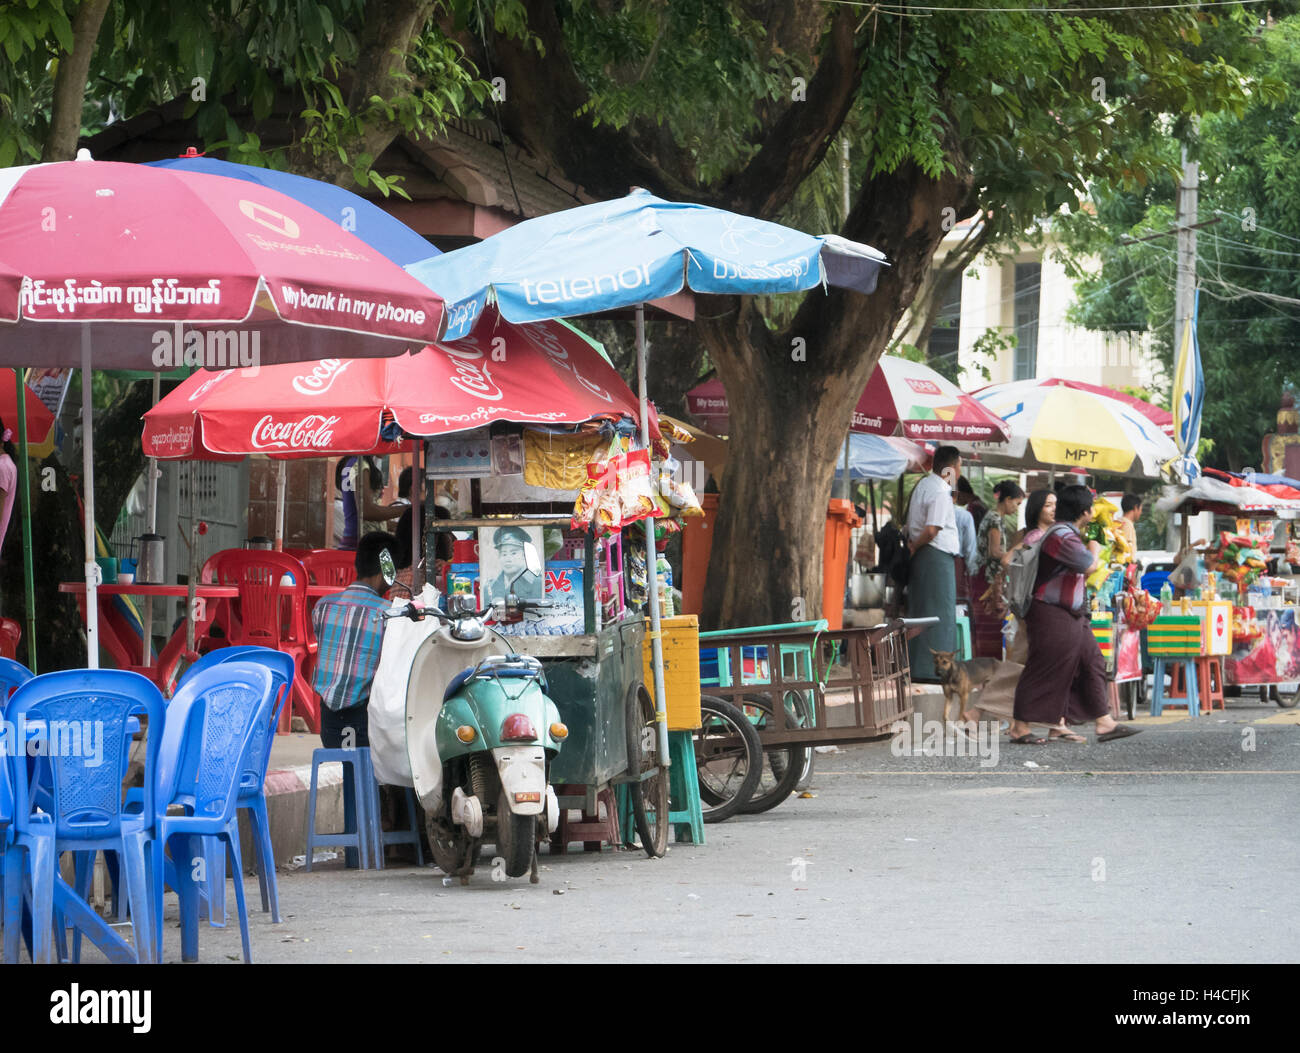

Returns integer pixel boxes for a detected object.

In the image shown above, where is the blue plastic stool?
[1150,657,1200,717]
[305,749,379,870]
[368,782,425,868]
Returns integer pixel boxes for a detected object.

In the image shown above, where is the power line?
[1210,208,1300,247]
[825,0,1271,13]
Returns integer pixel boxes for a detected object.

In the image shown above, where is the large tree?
[474,0,1276,626]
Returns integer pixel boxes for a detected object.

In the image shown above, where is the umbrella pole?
[637,303,670,769]
[142,371,160,668]
[274,459,287,551]
[186,460,198,655]
[13,369,36,672]
[80,325,99,669]
[841,436,850,499]
[411,439,423,590]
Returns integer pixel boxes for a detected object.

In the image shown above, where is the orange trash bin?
[822,499,862,630]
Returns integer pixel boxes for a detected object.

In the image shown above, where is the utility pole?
[1171,144,1198,551]
[1174,144,1198,370]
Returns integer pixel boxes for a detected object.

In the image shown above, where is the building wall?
[926,229,1163,395]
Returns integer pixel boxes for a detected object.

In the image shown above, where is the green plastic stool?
[667,730,704,845]
[616,732,705,847]
[953,614,972,660]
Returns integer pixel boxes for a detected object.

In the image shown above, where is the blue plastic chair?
[178,646,293,925]
[151,663,273,964]
[2,669,164,964]
[0,657,32,907]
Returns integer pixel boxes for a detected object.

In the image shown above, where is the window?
[927,272,962,376]
[1013,262,1041,380]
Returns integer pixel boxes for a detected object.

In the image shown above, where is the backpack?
[874,520,910,587]
[1006,523,1071,619]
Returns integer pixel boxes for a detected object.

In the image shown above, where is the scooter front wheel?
[495,788,536,878]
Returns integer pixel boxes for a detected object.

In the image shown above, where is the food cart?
[422,421,698,858]
[1155,479,1300,707]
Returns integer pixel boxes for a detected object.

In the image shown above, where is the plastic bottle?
[1160,581,1173,608]
[656,554,674,618]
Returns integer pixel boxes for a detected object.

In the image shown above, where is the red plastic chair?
[0,618,21,661]
[301,549,357,588]
[207,550,319,733]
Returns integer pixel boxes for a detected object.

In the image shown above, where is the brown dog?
[930,649,1001,723]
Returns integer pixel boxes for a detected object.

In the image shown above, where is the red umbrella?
[0,158,444,366]
[0,372,55,444]
[687,355,1008,443]
[0,155,446,670]
[144,306,647,458]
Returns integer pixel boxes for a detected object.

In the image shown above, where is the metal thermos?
[133,533,166,584]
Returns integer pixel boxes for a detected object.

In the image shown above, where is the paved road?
[135,698,1300,962]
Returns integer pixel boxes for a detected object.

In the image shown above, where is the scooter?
[389,595,566,883]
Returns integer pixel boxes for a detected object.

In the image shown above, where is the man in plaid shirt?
[312,532,398,864]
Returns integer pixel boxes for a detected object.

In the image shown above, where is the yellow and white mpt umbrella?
[969,379,1179,478]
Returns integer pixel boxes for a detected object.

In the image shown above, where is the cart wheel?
[625,682,669,857]
[739,692,809,815]
[1272,684,1299,708]
[694,695,762,822]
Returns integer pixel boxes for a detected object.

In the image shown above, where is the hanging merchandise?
[625,534,648,607]
[616,448,659,525]
[524,429,607,489]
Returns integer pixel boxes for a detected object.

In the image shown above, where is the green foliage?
[0,1,501,191]
[1057,15,1300,471]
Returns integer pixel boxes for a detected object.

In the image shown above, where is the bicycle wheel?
[694,695,762,823]
[625,682,669,857]
[740,691,810,815]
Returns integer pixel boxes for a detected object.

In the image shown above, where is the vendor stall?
[1155,479,1300,707]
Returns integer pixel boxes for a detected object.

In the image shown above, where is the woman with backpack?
[1009,484,1141,745]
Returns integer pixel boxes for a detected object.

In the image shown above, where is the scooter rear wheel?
[426,814,480,879]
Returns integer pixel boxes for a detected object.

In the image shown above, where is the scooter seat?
[444,667,476,702]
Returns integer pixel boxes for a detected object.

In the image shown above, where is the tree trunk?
[700,158,975,628]
[41,0,112,162]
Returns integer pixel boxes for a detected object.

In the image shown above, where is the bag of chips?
[616,449,659,525]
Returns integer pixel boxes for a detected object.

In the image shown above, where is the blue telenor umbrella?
[409,188,888,340]
[147,154,438,267]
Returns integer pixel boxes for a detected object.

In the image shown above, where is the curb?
[240,762,345,870]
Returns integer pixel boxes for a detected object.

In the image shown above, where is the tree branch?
[719,9,862,218]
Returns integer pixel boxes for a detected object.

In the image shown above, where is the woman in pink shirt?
[0,419,17,561]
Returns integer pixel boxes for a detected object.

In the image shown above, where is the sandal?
[1009,733,1047,745]
[1049,730,1087,743]
[1096,724,1142,743]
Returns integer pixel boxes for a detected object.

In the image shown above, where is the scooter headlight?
[455,725,477,744]
[549,722,568,741]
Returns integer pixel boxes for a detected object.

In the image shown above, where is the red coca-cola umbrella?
[143,306,646,459]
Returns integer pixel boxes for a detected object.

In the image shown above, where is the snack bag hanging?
[616,448,660,525]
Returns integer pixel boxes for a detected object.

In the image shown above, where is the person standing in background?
[340,455,404,550]
[0,419,16,561]
[906,446,962,682]
[954,498,977,605]
[956,476,988,531]
[1119,493,1142,558]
